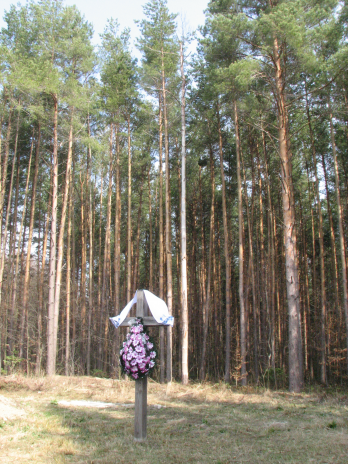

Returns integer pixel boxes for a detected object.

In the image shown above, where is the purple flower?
[147,342,153,350]
[132,373,139,379]
[150,351,156,359]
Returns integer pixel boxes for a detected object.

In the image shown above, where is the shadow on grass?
[42,391,348,464]
[43,398,249,464]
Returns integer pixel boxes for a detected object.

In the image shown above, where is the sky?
[0,0,210,50]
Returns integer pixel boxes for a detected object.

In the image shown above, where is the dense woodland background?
[0,0,348,391]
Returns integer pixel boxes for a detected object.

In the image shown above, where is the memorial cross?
[113,289,171,441]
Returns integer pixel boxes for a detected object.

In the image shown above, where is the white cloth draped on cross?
[109,290,174,329]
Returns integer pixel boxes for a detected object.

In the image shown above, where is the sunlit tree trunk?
[273,38,302,392]
[180,41,189,385]
[101,123,114,369]
[127,116,132,303]
[4,109,20,353]
[235,101,247,386]
[15,132,34,360]
[47,95,59,376]
[162,48,172,383]
[158,93,165,383]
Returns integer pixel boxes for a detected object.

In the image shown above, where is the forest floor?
[0,375,347,463]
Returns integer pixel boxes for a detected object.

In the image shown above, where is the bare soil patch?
[0,375,347,463]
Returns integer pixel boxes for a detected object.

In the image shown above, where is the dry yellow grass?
[0,375,347,463]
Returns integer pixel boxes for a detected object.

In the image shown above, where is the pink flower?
[147,342,153,350]
[150,351,156,359]
[132,373,139,379]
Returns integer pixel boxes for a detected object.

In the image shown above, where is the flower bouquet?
[120,318,157,380]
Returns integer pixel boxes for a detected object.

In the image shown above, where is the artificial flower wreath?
[120,318,157,380]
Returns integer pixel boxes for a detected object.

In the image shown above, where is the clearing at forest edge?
[0,375,347,463]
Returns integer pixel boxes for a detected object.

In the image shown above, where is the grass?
[0,375,347,463]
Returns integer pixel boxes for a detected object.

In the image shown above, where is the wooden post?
[134,290,148,441]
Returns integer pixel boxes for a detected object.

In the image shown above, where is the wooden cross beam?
[120,316,161,327]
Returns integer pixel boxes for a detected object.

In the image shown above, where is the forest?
[0,0,347,393]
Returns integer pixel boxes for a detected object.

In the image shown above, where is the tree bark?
[158,92,165,383]
[47,94,59,376]
[127,116,132,303]
[3,109,20,353]
[235,101,247,386]
[216,103,232,382]
[180,41,189,385]
[15,131,34,360]
[306,92,327,384]
[22,122,40,360]
[161,48,172,383]
[273,38,302,392]
[329,99,348,373]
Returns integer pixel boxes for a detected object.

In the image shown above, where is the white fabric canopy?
[109,290,174,329]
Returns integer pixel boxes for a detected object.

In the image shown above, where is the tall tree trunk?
[15,131,34,360]
[87,114,94,376]
[329,99,348,373]
[22,122,40,359]
[80,169,87,370]
[148,169,153,292]
[102,123,114,369]
[3,109,20,352]
[51,111,74,375]
[158,93,165,383]
[97,175,104,370]
[200,134,215,380]
[306,92,327,384]
[242,137,258,384]
[273,38,302,392]
[161,49,172,383]
[133,181,144,292]
[36,173,52,375]
[47,94,59,376]
[127,116,132,303]
[114,122,121,315]
[260,127,276,371]
[180,41,189,385]
[235,101,247,386]
[216,103,232,382]
[65,170,72,376]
